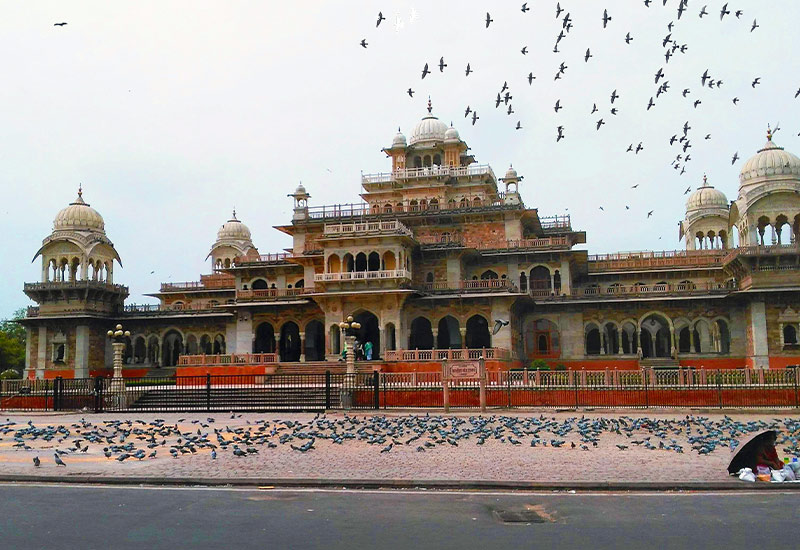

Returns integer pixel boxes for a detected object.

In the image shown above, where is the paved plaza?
[0,411,797,484]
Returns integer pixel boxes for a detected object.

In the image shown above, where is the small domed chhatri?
[208,209,257,269]
[739,126,800,187]
[409,99,450,145]
[53,186,105,232]
[686,175,729,211]
[392,128,407,148]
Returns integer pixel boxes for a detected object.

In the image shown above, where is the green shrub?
[0,368,21,380]
[530,359,550,371]
[555,364,567,371]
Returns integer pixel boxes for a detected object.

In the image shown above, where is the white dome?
[686,179,728,212]
[294,182,307,195]
[392,130,407,148]
[739,134,800,186]
[444,126,460,142]
[53,190,105,232]
[409,115,449,145]
[217,211,252,241]
[503,165,519,180]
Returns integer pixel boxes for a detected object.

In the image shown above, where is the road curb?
[0,475,797,491]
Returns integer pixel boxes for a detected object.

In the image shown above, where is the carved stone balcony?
[314,269,411,283]
[322,220,413,239]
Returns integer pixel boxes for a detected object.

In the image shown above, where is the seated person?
[753,432,783,471]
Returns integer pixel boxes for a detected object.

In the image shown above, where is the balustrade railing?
[588,249,727,271]
[233,253,293,265]
[323,220,413,237]
[384,348,511,362]
[314,269,411,282]
[567,280,736,299]
[160,279,235,292]
[177,353,278,366]
[361,164,495,185]
[123,303,225,314]
[236,288,315,301]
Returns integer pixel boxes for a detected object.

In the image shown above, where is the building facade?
[19,110,800,379]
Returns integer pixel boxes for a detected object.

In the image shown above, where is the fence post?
[643,369,649,409]
[373,371,380,410]
[53,377,62,412]
[717,369,723,409]
[94,376,103,413]
[572,369,579,410]
[506,370,512,408]
[206,373,211,412]
[383,372,387,410]
[794,367,799,409]
[325,370,331,409]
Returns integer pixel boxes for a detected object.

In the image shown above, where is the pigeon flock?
[358,2,799,221]
[3,414,798,469]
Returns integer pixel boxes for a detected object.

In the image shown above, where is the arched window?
[429,198,439,210]
[368,252,380,271]
[465,315,491,348]
[603,323,619,354]
[328,255,341,273]
[480,270,498,280]
[473,197,482,207]
[459,198,468,208]
[414,156,422,168]
[678,327,691,353]
[519,272,528,292]
[433,154,442,166]
[355,252,367,272]
[423,155,432,167]
[526,319,560,358]
[585,325,601,355]
[529,266,551,295]
[409,317,434,350]
[410,199,419,212]
[252,279,268,290]
[383,203,393,214]
[447,198,456,210]
[426,272,434,283]
[784,325,798,346]
[621,322,637,354]
[294,279,304,288]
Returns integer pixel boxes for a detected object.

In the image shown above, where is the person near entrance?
[364,340,373,361]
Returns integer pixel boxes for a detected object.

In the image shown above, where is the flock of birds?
[3,414,798,468]
[358,1,800,221]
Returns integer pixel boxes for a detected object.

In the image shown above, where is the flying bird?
[611,90,619,103]
[720,3,730,20]
[485,12,493,28]
[602,9,612,28]
[53,22,67,27]
[492,319,510,335]
[585,48,592,62]
[751,19,759,32]
[376,12,385,27]
[731,152,740,165]
[647,211,654,218]
[439,57,447,72]
[360,39,368,48]
[465,63,473,76]
[521,3,530,13]
[596,118,605,130]
[407,88,414,98]
[421,63,430,79]
[515,121,522,130]
[471,111,479,125]
[554,99,563,112]
[528,72,536,85]
[751,77,761,88]
[625,32,633,44]
[521,46,528,55]
[464,106,472,118]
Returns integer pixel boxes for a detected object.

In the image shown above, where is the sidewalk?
[0,411,797,490]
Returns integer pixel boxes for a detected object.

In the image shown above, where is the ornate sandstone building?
[19,109,800,379]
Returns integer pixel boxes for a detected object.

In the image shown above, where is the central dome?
[409,114,449,145]
[739,131,800,187]
[53,189,105,232]
[217,210,252,241]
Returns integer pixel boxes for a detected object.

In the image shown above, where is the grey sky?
[2,1,799,317]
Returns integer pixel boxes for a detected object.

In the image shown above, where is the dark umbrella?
[728,430,778,474]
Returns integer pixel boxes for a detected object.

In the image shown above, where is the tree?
[0,308,26,375]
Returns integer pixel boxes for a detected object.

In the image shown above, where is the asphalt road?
[0,484,798,549]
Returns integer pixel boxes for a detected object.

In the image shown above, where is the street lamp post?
[338,316,362,375]
[107,324,130,391]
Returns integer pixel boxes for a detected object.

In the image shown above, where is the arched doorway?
[305,320,325,361]
[480,270,498,280]
[530,266,551,295]
[280,322,301,362]
[330,325,341,355]
[437,316,461,349]
[252,279,268,290]
[353,311,380,359]
[186,335,198,355]
[213,334,225,354]
[254,322,275,353]
[200,334,212,354]
[465,315,491,348]
[640,314,672,358]
[162,330,183,367]
[147,336,159,364]
[585,325,601,355]
[409,317,434,350]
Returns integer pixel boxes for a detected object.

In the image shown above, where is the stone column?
[74,325,90,378]
[345,334,357,374]
[36,326,47,379]
[748,300,769,368]
[618,330,623,355]
[560,260,571,295]
[235,313,253,354]
[431,328,439,349]
[459,328,467,349]
[24,327,33,379]
[689,328,694,353]
[779,323,785,347]
[600,330,606,355]
[299,332,306,362]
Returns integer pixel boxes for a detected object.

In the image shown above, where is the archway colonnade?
[42,256,113,284]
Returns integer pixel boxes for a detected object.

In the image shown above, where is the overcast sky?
[2,1,799,318]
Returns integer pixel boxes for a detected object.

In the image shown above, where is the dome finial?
[702,174,708,187]
[767,124,773,141]
[232,207,237,220]
[78,183,82,199]
[427,96,432,114]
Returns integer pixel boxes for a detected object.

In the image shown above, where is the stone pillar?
[748,300,769,368]
[689,328,694,353]
[431,328,439,349]
[618,330,623,355]
[74,325,90,378]
[235,313,253,354]
[459,328,467,348]
[779,323,785,347]
[299,331,306,362]
[345,334,357,374]
[636,325,642,358]
[560,260,571,295]
[670,329,677,358]
[36,326,47,379]
[600,330,606,355]
[24,327,33,379]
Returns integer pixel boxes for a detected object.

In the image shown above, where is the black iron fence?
[1,368,798,412]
